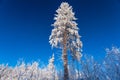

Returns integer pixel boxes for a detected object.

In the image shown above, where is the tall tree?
[49,2,82,80]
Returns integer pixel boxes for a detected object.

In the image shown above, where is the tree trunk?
[63,30,69,80]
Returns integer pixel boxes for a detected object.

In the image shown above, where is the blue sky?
[0,0,120,66]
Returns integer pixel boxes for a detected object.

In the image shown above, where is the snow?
[49,2,82,61]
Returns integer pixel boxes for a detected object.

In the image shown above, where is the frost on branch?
[103,47,120,80]
[49,2,82,61]
[0,58,57,80]
[47,53,56,80]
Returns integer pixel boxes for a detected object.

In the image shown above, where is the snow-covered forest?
[0,1,120,80]
[0,47,120,80]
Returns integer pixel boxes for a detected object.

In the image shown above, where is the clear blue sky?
[0,0,120,66]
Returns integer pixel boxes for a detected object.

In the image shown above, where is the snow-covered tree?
[47,54,55,80]
[49,2,82,80]
[81,56,102,80]
[103,47,120,80]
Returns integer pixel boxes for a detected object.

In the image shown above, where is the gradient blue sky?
[0,0,120,66]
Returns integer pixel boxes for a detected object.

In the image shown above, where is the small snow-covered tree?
[49,2,82,80]
[47,54,55,80]
[81,56,102,80]
[103,47,120,80]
